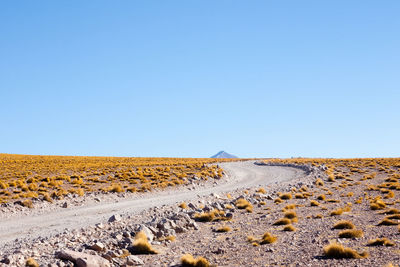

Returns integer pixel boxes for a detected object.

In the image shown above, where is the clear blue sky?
[1,1,399,158]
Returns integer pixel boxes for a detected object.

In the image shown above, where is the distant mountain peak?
[210,151,238,159]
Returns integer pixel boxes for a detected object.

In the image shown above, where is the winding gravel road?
[0,161,305,245]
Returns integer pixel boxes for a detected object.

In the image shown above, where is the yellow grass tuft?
[181,254,210,267]
[317,194,326,201]
[338,229,363,238]
[279,192,292,200]
[131,231,158,254]
[235,198,253,212]
[284,211,297,220]
[332,220,355,229]
[22,199,33,208]
[330,208,344,216]
[377,218,399,226]
[274,198,283,204]
[310,200,320,206]
[179,202,188,209]
[260,232,277,244]
[25,258,39,267]
[215,226,231,232]
[323,243,368,259]
[367,238,395,246]
[273,218,291,225]
[283,224,296,231]
[257,187,266,194]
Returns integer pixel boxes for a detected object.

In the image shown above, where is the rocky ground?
[0,161,399,266]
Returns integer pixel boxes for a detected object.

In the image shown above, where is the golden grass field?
[0,154,238,205]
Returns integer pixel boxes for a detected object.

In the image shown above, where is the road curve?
[0,161,305,245]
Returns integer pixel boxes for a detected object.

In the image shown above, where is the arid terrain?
[0,155,399,266]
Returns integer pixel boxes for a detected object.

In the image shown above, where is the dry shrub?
[316,178,324,186]
[274,198,283,204]
[273,218,291,225]
[323,243,368,259]
[179,202,188,209]
[333,220,355,229]
[194,209,229,222]
[215,226,231,232]
[257,188,266,194]
[330,208,344,216]
[235,198,253,212]
[25,258,39,267]
[381,208,400,215]
[22,199,33,208]
[310,200,320,206]
[260,232,277,244]
[367,238,395,246]
[284,204,296,210]
[384,190,395,199]
[370,199,386,210]
[131,231,158,254]
[338,229,363,238]
[295,193,305,199]
[377,218,399,226]
[181,254,210,267]
[284,211,297,220]
[279,192,292,200]
[386,214,400,220]
[317,194,326,201]
[283,224,296,231]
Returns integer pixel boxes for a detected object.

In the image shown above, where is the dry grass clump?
[131,231,158,254]
[310,200,320,206]
[386,214,400,220]
[235,198,253,212]
[179,202,188,209]
[330,208,344,216]
[22,199,33,208]
[338,229,364,238]
[367,238,395,246]
[279,192,292,200]
[215,226,231,232]
[381,208,400,215]
[317,194,326,200]
[377,218,399,226]
[284,204,296,210]
[314,214,323,219]
[260,232,278,244]
[273,218,291,225]
[316,178,324,186]
[274,198,283,204]
[25,258,39,267]
[370,198,386,210]
[333,220,355,229]
[323,243,368,259]
[257,187,266,194]
[283,224,296,231]
[181,254,210,267]
[284,211,298,222]
[194,209,228,222]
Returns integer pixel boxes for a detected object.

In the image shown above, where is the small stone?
[89,241,105,252]
[108,214,121,223]
[125,255,144,265]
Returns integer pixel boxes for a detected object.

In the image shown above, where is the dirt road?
[0,161,305,245]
